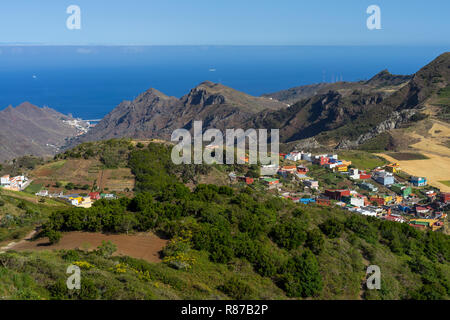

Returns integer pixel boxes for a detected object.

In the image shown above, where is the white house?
[304,180,319,189]
[285,152,302,161]
[357,208,377,217]
[261,164,279,176]
[302,153,312,162]
[36,190,49,197]
[349,168,360,179]
[350,197,365,207]
[1,175,11,186]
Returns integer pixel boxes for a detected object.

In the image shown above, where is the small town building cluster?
[35,190,117,208]
[230,151,448,232]
[0,175,31,191]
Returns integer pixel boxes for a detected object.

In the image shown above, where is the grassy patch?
[387,152,430,161]
[358,132,394,152]
[24,183,43,195]
[439,180,450,187]
[338,151,388,170]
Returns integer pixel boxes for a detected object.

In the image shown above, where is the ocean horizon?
[0,45,448,119]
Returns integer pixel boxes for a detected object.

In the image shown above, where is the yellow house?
[383,195,393,204]
[386,163,401,173]
[410,219,438,228]
[337,166,348,172]
[341,160,352,166]
[69,197,83,203]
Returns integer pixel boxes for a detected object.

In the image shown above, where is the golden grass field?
[378,120,450,192]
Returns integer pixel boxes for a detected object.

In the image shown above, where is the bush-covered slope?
[1,142,449,300]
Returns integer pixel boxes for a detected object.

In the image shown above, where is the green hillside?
[1,141,449,300]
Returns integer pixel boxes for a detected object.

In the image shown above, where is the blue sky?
[0,0,449,45]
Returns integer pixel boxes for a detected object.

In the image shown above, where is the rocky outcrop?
[336,109,417,149]
[293,137,323,150]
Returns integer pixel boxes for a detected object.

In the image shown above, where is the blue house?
[410,176,427,187]
[373,172,395,186]
[398,205,412,213]
[300,198,316,204]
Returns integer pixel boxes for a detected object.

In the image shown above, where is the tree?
[280,250,323,298]
[46,230,62,244]
[305,229,324,254]
[319,218,344,238]
[270,219,307,250]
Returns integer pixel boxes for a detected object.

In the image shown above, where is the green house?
[391,184,412,198]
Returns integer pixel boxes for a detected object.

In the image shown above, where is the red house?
[297,166,309,174]
[440,192,450,204]
[325,189,351,200]
[314,156,329,166]
[369,196,384,206]
[89,192,101,200]
[316,197,331,206]
[359,171,372,179]
[238,177,254,185]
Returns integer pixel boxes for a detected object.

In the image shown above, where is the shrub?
[96,241,117,258]
[219,277,253,300]
[46,230,62,244]
[270,219,307,250]
[319,218,344,238]
[305,229,324,254]
[279,250,323,298]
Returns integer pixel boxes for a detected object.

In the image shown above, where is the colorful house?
[334,164,348,172]
[369,196,385,206]
[89,192,101,200]
[299,198,316,204]
[410,176,427,187]
[385,163,401,173]
[238,177,254,185]
[358,171,372,179]
[372,171,394,186]
[440,192,450,204]
[391,184,412,198]
[359,182,378,192]
[316,197,331,206]
[304,180,319,189]
[262,178,279,186]
[297,166,309,174]
[325,189,351,200]
[285,152,302,161]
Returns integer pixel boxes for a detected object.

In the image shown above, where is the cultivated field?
[30,159,135,195]
[12,231,167,263]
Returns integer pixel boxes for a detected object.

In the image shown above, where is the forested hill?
[4,141,446,300]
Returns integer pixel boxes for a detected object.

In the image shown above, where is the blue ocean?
[0,46,447,119]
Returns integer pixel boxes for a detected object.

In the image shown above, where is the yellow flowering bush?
[73,261,95,270]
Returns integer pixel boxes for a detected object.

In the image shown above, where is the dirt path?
[9,231,168,263]
[0,230,37,254]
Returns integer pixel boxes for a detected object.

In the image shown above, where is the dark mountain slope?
[0,103,86,162]
[69,81,288,146]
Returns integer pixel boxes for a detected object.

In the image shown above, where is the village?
[0,173,117,208]
[230,151,449,232]
[1,149,449,232]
